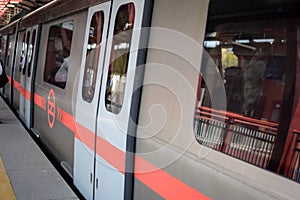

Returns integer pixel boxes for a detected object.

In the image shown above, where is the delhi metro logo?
[47,89,56,128]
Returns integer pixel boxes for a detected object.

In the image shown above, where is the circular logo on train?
[47,89,56,128]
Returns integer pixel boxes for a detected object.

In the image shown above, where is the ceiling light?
[235,39,250,44]
[253,39,275,43]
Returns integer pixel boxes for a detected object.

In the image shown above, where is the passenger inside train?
[44,21,74,89]
[54,47,70,83]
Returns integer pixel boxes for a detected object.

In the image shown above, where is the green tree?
[222,49,238,69]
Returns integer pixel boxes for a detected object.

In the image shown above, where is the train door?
[95,0,144,199]
[74,2,111,199]
[19,26,39,128]
[4,33,17,104]
[13,30,26,112]
[74,0,145,199]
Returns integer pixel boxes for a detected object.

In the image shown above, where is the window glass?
[195,18,287,168]
[5,35,12,71]
[0,36,7,66]
[82,11,104,102]
[27,30,36,77]
[43,20,73,89]
[105,3,135,114]
[22,32,30,75]
[18,32,26,72]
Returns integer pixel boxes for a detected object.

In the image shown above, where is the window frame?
[42,18,75,89]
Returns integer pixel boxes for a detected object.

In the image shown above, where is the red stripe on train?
[95,133,126,174]
[34,93,46,111]
[74,123,95,150]
[12,79,31,101]
[135,156,210,200]
[73,123,126,173]
[59,108,76,132]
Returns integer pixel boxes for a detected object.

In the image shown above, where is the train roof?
[17,0,109,30]
[0,19,19,36]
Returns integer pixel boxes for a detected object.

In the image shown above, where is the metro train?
[1,0,300,199]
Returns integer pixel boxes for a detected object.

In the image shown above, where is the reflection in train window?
[22,31,30,75]
[105,3,135,114]
[18,32,26,72]
[195,20,287,169]
[82,11,104,102]
[5,34,13,72]
[43,20,73,89]
[27,30,36,77]
[0,35,7,66]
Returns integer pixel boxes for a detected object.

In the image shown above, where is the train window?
[105,3,135,114]
[5,35,13,71]
[194,16,288,168]
[22,32,30,75]
[82,11,104,102]
[27,30,36,77]
[18,32,26,72]
[43,20,74,89]
[0,36,7,66]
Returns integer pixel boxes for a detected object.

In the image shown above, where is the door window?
[105,3,135,114]
[22,32,30,75]
[18,32,26,72]
[0,36,7,66]
[27,29,36,77]
[82,11,105,102]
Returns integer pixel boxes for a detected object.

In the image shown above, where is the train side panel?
[134,0,210,199]
[134,0,300,200]
[1,1,299,200]
[33,10,88,175]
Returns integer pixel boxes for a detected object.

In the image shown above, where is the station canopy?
[0,0,52,27]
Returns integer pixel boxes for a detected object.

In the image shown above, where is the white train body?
[0,0,300,199]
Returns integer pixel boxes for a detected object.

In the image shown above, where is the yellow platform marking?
[0,156,16,200]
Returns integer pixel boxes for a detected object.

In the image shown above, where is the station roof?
[0,0,52,27]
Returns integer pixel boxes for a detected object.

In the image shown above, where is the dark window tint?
[5,34,12,71]
[0,36,7,66]
[19,32,26,72]
[22,32,30,75]
[27,30,36,77]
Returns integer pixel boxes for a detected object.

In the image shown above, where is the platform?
[0,97,78,200]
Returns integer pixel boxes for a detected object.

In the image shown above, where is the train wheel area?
[0,96,79,200]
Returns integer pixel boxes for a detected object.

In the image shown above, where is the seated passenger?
[55,47,70,83]
[224,66,243,114]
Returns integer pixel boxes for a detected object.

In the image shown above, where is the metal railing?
[285,130,300,182]
[194,106,278,168]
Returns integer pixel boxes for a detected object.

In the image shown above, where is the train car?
[0,20,18,105]
[0,0,300,199]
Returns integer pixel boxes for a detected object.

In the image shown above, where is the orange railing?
[278,130,300,182]
[194,106,279,168]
